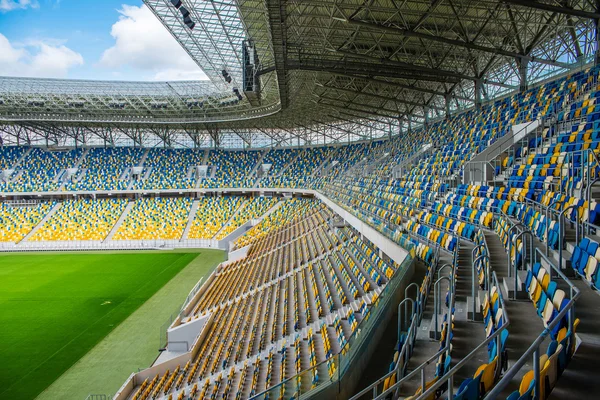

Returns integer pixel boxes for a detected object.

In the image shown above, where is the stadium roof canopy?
[1,0,599,148]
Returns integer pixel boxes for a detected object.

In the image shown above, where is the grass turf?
[0,250,224,400]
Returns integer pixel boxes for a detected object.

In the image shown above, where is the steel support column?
[519,58,529,92]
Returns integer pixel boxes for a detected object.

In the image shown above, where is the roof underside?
[0,0,598,148]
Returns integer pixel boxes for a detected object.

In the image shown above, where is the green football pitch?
[0,250,224,400]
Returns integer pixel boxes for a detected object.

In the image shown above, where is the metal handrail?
[405,282,421,321]
[437,263,453,280]
[505,222,527,278]
[409,271,510,400]
[558,205,580,270]
[433,275,451,341]
[484,249,580,399]
[511,230,534,299]
[472,254,490,319]
[386,276,457,400]
[350,259,437,399]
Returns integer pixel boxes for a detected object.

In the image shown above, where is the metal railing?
[471,229,491,320]
[370,270,509,400]
[349,242,458,400]
[484,248,580,399]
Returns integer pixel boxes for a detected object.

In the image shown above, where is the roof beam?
[265,0,289,109]
[315,95,403,119]
[333,48,474,81]
[278,60,460,83]
[319,71,470,101]
[317,83,445,111]
[345,18,573,69]
[502,0,600,19]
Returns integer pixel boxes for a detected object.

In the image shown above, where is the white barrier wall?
[167,313,211,353]
[315,192,409,266]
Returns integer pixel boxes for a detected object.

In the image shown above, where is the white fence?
[0,238,220,252]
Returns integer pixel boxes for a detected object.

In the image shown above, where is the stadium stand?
[201,149,260,188]
[132,148,203,190]
[113,197,192,240]
[30,198,128,241]
[214,196,279,240]
[187,196,245,239]
[0,201,56,242]
[2,147,84,192]
[2,65,600,400]
[66,147,146,191]
[119,199,403,400]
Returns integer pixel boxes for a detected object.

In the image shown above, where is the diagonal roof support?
[502,0,600,19]
[281,60,460,83]
[332,48,475,81]
[345,18,573,69]
[317,83,445,111]
[321,72,472,101]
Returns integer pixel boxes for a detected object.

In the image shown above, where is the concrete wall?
[167,313,211,352]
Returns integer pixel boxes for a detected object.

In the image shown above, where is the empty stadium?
[1,1,600,400]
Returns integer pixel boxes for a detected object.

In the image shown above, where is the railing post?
[434,276,450,339]
[558,205,580,270]
[533,347,540,400]
[546,199,562,256]
[472,254,489,320]
[405,282,420,320]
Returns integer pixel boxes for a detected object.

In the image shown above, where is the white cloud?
[0,0,38,12]
[100,4,207,81]
[0,33,83,78]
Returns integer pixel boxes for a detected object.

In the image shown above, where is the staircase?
[277,151,302,177]
[464,120,542,184]
[391,143,434,179]
[181,199,200,240]
[248,150,269,178]
[138,148,150,167]
[310,151,334,179]
[74,148,90,169]
[211,199,247,240]
[104,201,135,241]
[20,202,62,243]
[447,241,491,384]
[484,231,545,397]
[11,147,33,170]
[547,279,600,399]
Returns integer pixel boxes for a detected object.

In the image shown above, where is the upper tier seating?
[201,149,260,188]
[0,146,27,170]
[133,148,203,190]
[66,147,146,191]
[3,148,83,192]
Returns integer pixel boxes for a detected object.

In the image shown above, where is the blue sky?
[0,0,206,81]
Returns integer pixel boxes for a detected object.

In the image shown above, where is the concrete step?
[501,273,528,300]
[428,313,445,340]
[466,292,484,321]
